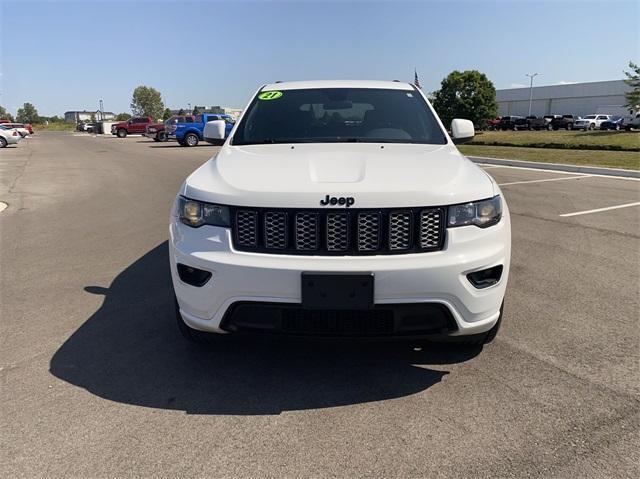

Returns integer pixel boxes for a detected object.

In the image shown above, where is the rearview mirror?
[204,120,226,145]
[451,119,475,144]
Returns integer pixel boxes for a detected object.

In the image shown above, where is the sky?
[1,0,638,116]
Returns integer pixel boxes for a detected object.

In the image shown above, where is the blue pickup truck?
[167,113,235,147]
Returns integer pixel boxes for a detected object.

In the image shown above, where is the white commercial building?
[496,80,630,117]
[64,110,115,123]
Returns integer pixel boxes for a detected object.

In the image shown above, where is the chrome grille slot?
[419,209,442,249]
[357,213,380,251]
[264,212,287,249]
[326,213,349,251]
[235,210,258,247]
[389,212,412,250]
[295,213,319,250]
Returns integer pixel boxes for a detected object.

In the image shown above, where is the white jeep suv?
[170,80,511,345]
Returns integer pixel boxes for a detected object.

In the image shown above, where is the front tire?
[589,123,595,130]
[117,128,127,138]
[184,133,199,147]
[0,137,7,148]
[158,132,167,142]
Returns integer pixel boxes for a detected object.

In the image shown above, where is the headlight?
[178,196,230,228]
[448,196,502,228]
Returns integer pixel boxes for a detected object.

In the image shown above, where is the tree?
[115,112,132,121]
[178,108,185,115]
[192,105,202,115]
[130,85,164,119]
[16,102,39,124]
[623,61,640,108]
[162,108,173,120]
[0,105,14,121]
[431,70,497,128]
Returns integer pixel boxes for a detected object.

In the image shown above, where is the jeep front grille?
[232,207,445,255]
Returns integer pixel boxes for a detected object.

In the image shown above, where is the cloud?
[509,83,527,88]
[555,80,577,85]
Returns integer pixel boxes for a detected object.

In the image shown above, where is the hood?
[182,143,495,208]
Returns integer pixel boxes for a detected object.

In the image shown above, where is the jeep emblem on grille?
[320,195,355,207]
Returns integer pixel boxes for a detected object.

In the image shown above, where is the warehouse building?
[496,80,631,117]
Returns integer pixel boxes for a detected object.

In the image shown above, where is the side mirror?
[204,120,226,145]
[451,119,475,144]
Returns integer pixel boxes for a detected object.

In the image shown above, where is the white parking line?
[476,162,640,181]
[559,202,640,217]
[498,175,590,186]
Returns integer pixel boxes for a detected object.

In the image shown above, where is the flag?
[414,69,421,89]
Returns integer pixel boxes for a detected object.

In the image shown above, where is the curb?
[467,156,640,179]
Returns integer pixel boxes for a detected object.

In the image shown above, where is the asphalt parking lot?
[1,132,638,478]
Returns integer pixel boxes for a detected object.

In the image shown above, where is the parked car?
[524,115,557,130]
[550,115,579,130]
[3,122,31,137]
[497,115,527,130]
[167,113,235,147]
[173,80,510,346]
[144,115,196,142]
[144,123,167,142]
[573,114,612,131]
[110,117,153,138]
[486,117,501,130]
[624,111,640,130]
[599,116,625,131]
[0,125,22,147]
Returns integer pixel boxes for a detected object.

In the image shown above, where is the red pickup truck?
[111,117,153,138]
[144,115,196,142]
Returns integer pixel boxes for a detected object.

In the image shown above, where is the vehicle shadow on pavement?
[49,242,481,415]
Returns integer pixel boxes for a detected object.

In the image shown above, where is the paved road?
[1,133,639,478]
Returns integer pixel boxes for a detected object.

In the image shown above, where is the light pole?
[526,73,539,116]
[188,103,191,114]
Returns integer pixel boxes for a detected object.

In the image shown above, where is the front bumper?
[170,204,511,337]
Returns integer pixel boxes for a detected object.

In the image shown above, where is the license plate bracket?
[301,272,374,310]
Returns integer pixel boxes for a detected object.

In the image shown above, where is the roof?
[64,110,115,114]
[497,80,629,102]
[261,80,415,91]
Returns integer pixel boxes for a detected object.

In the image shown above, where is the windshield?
[232,87,447,145]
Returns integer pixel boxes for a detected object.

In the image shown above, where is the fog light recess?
[177,263,212,287]
[467,265,503,289]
